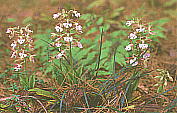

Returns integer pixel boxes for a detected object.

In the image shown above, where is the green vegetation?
[0,0,176,112]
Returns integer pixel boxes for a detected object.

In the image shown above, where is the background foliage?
[0,0,176,112]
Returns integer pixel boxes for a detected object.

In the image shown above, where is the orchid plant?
[125,19,154,67]
[43,9,84,85]
[122,19,156,101]
[6,25,35,72]
[49,9,83,62]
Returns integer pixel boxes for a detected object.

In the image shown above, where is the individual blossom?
[139,43,148,49]
[19,52,27,59]
[55,43,62,47]
[128,33,137,39]
[10,41,17,50]
[136,27,145,32]
[125,44,133,51]
[126,20,135,26]
[29,55,36,63]
[11,51,17,58]
[77,42,83,48]
[56,51,65,59]
[143,53,150,59]
[53,13,60,19]
[17,38,25,44]
[130,57,138,66]
[75,25,82,31]
[147,25,155,35]
[55,25,63,32]
[64,36,73,42]
[73,11,81,18]
[63,22,72,28]
[14,64,22,71]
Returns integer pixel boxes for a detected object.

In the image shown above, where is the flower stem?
[92,27,104,80]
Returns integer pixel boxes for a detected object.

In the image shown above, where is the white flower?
[136,27,145,32]
[130,57,138,66]
[55,26,63,32]
[25,25,33,33]
[125,44,132,51]
[26,37,33,43]
[128,33,137,39]
[29,55,36,63]
[125,20,135,26]
[14,64,22,71]
[76,25,82,31]
[75,13,80,17]
[73,11,80,17]
[75,23,79,26]
[11,51,17,58]
[139,44,148,49]
[54,38,62,42]
[6,28,11,33]
[53,13,60,19]
[55,43,62,47]
[77,42,83,48]
[19,53,27,59]
[63,23,72,28]
[64,36,73,42]
[17,38,25,44]
[56,51,64,59]
[11,42,17,49]
[143,53,150,59]
[56,53,63,59]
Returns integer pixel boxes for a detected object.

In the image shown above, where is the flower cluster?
[50,9,83,60]
[6,25,35,71]
[125,19,154,66]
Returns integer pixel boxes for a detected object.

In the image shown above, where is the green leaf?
[87,0,104,9]
[101,48,110,59]
[157,85,164,93]
[76,66,83,77]
[155,31,166,38]
[103,60,114,71]
[110,30,127,37]
[6,18,16,22]
[154,76,161,79]
[45,64,54,74]
[102,40,112,48]
[80,13,92,20]
[22,17,33,24]
[97,70,111,76]
[74,46,93,60]
[154,84,159,87]
[29,75,36,89]
[132,79,139,90]
[163,0,177,7]
[85,63,95,70]
[34,34,50,49]
[164,9,177,19]
[96,17,104,25]
[80,38,92,44]
[28,88,58,99]
[86,27,98,35]
[102,24,110,31]
[151,18,170,26]
[20,77,28,89]
[110,7,124,18]
[80,52,97,65]
[116,54,126,66]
